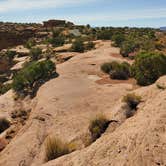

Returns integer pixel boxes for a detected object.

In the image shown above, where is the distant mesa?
[43,19,74,28]
[160,27,166,31]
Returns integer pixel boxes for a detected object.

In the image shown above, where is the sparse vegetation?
[0,118,10,134]
[30,47,42,61]
[0,83,12,95]
[71,38,85,52]
[5,50,16,62]
[45,137,70,162]
[25,39,36,49]
[89,115,110,142]
[47,29,65,47]
[85,41,95,50]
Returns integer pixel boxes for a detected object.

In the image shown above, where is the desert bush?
[0,83,12,95]
[110,62,130,80]
[120,41,138,57]
[101,61,131,80]
[25,39,36,49]
[89,115,110,142]
[96,29,112,40]
[48,36,65,47]
[71,38,85,52]
[131,52,166,86]
[45,137,69,161]
[30,47,42,61]
[123,93,142,110]
[0,118,10,133]
[12,60,56,97]
[52,29,62,38]
[85,41,95,50]
[46,29,65,47]
[101,62,113,74]
[5,50,16,60]
[112,33,125,47]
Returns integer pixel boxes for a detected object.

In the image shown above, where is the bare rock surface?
[0,41,165,166]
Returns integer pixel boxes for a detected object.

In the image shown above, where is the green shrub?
[0,83,12,95]
[12,60,56,96]
[123,93,142,110]
[97,30,112,40]
[101,61,131,80]
[101,62,113,74]
[112,33,125,47]
[71,38,85,52]
[131,52,166,86]
[48,36,65,47]
[45,137,69,161]
[0,118,10,133]
[89,115,110,142]
[85,41,95,50]
[5,50,16,60]
[120,41,138,57]
[52,29,61,38]
[46,29,65,47]
[30,47,42,61]
[25,39,36,49]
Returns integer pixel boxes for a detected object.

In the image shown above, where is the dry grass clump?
[45,137,70,162]
[123,93,142,118]
[89,115,110,142]
[0,118,10,134]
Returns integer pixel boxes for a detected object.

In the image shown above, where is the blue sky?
[0,0,166,27]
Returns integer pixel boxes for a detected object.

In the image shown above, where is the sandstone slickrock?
[0,41,165,166]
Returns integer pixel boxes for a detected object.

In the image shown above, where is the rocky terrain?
[0,20,77,50]
[0,21,165,166]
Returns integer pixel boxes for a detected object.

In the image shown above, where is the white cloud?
[0,0,95,12]
[65,8,166,23]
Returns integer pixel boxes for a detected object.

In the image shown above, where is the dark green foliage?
[12,60,56,96]
[131,52,166,85]
[97,29,112,40]
[3,50,16,65]
[71,38,85,52]
[48,36,65,47]
[5,50,16,61]
[110,62,131,80]
[89,115,110,142]
[112,33,125,47]
[0,118,10,133]
[101,62,113,74]
[30,47,42,61]
[47,29,65,47]
[0,83,12,95]
[110,28,157,57]
[120,41,138,57]
[101,61,131,80]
